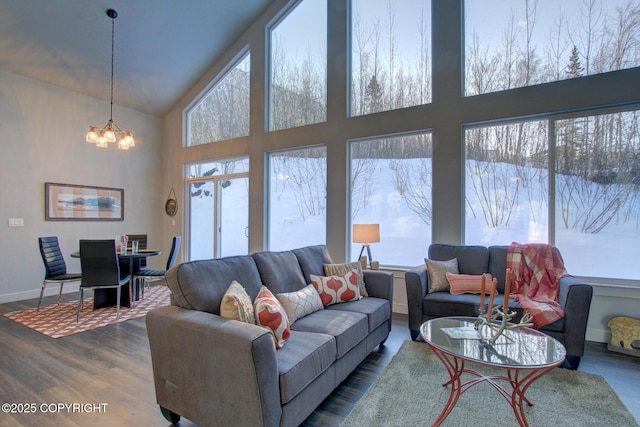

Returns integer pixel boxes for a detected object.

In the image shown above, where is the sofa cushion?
[276,284,324,324]
[165,255,263,314]
[220,280,255,324]
[252,250,307,294]
[254,286,291,349]
[276,330,336,404]
[423,292,484,318]
[324,262,368,297]
[310,270,361,306]
[429,244,489,275]
[292,245,332,283]
[325,297,390,333]
[291,310,368,358]
[425,258,459,293]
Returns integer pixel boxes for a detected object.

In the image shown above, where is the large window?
[465,120,549,245]
[555,110,640,279]
[187,53,250,146]
[465,108,640,281]
[351,0,432,116]
[268,147,327,250]
[269,0,327,131]
[465,0,640,96]
[350,132,432,267]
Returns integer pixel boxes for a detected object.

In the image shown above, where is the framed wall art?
[45,182,124,221]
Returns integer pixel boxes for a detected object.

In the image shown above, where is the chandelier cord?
[110,12,115,123]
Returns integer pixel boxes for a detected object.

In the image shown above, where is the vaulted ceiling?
[0,0,273,116]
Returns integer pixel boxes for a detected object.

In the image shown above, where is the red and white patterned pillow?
[310,270,361,307]
[254,286,291,349]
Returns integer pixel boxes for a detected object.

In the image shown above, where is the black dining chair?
[134,236,181,298]
[37,236,82,311]
[78,239,132,322]
[125,234,148,267]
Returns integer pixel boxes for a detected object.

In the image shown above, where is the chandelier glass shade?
[86,9,135,150]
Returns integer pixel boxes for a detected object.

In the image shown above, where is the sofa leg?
[561,355,581,370]
[160,406,180,425]
[410,329,419,341]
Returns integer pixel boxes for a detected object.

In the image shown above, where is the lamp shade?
[353,223,380,244]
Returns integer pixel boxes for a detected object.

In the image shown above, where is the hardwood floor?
[1,291,638,426]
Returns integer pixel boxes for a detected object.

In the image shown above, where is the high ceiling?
[0,0,273,116]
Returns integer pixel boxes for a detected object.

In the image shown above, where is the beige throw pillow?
[276,284,324,324]
[220,280,255,324]
[324,262,368,297]
[425,258,459,293]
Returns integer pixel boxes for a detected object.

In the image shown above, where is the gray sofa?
[146,245,393,427]
[405,244,593,369]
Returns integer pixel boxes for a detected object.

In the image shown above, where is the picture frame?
[45,182,124,221]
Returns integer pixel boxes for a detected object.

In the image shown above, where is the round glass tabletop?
[420,316,566,368]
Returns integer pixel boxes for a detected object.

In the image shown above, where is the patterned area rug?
[3,285,170,338]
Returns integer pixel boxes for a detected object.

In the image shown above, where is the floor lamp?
[353,224,380,269]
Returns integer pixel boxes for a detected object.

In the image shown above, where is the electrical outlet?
[8,218,24,227]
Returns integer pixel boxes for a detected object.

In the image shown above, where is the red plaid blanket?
[506,242,567,328]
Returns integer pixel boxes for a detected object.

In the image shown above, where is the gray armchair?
[405,244,593,369]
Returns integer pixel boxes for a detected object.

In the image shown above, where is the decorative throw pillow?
[220,280,255,324]
[276,284,324,324]
[446,272,493,295]
[425,258,459,293]
[324,262,368,297]
[254,286,291,349]
[310,270,361,307]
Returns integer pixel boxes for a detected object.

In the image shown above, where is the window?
[555,110,640,279]
[465,108,640,281]
[351,0,432,116]
[465,120,549,245]
[269,0,327,131]
[187,53,250,146]
[187,158,249,260]
[350,132,432,267]
[268,147,327,250]
[465,0,640,96]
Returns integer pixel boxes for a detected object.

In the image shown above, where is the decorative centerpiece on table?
[474,268,533,344]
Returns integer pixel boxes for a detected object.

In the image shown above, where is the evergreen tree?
[365,74,384,114]
[565,45,585,78]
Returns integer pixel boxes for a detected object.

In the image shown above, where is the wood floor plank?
[1,291,638,426]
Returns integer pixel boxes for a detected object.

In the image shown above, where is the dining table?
[71,248,161,309]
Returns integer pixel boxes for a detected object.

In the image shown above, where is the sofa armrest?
[558,276,593,356]
[405,265,428,334]
[146,306,281,427]
[363,270,393,301]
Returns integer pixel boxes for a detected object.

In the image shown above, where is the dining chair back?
[78,239,131,322]
[134,236,181,298]
[165,235,182,270]
[126,234,148,267]
[37,236,81,311]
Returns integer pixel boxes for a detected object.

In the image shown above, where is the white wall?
[0,69,163,303]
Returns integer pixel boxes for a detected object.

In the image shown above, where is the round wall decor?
[165,188,178,216]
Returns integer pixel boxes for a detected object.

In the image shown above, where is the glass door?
[218,176,249,257]
[188,174,248,260]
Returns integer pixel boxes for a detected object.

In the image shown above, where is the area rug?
[342,340,639,427]
[3,285,170,338]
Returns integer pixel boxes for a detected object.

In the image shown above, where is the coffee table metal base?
[428,345,560,427]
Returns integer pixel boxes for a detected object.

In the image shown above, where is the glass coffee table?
[420,316,566,427]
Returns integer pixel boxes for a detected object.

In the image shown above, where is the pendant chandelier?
[85,9,135,150]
